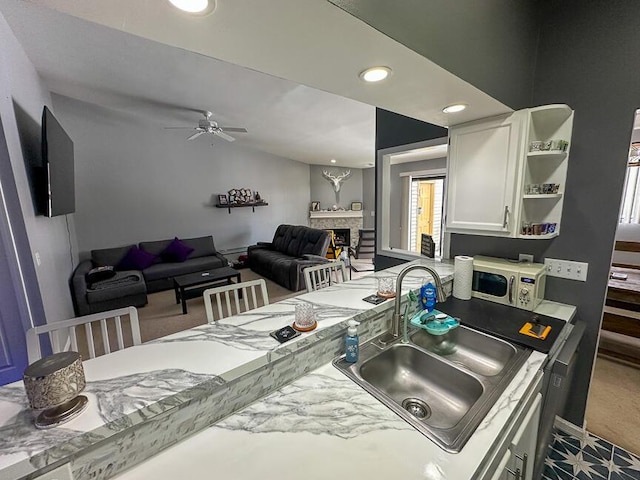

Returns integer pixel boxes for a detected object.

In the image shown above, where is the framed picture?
[218,194,228,205]
[351,202,362,211]
[311,201,320,211]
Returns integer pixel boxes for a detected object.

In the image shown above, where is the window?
[620,142,640,224]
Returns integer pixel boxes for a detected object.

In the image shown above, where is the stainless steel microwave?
[472,256,546,311]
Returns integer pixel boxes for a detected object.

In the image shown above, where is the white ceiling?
[0,0,512,168]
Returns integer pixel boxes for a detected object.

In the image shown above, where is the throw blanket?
[89,272,142,290]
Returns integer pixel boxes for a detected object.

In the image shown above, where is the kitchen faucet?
[380,264,447,344]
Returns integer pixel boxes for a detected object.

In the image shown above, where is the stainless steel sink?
[359,343,484,429]
[410,325,518,377]
[333,327,530,452]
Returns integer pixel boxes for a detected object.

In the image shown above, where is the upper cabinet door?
[446,112,524,235]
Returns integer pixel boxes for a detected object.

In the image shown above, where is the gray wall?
[52,95,310,255]
[328,0,539,110]
[362,167,375,229]
[0,12,73,325]
[529,0,640,426]
[309,165,363,211]
[389,158,447,248]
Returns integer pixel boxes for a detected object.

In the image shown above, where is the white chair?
[303,261,348,293]
[203,279,269,323]
[26,306,141,363]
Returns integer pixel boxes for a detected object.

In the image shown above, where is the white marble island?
[0,258,575,480]
[0,259,455,480]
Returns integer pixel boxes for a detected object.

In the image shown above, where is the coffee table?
[173,267,241,314]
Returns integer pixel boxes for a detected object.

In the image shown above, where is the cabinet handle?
[514,453,528,480]
[503,205,509,228]
[505,467,521,480]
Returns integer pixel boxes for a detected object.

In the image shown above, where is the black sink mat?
[435,297,566,353]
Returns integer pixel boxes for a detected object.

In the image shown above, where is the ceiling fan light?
[442,104,467,114]
[359,66,391,83]
[168,0,211,13]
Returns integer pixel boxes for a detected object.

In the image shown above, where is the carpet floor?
[586,355,640,456]
[136,262,374,343]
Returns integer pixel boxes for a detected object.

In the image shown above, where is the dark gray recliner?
[248,225,331,291]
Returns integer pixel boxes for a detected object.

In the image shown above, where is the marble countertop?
[0,258,458,479]
[113,353,547,480]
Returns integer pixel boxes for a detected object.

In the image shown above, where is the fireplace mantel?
[309,210,363,219]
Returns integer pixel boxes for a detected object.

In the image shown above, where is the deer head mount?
[322,169,352,193]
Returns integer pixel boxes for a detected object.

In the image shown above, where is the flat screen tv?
[41,106,75,217]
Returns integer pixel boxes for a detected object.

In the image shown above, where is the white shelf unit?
[518,105,573,239]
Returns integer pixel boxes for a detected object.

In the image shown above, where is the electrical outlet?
[35,251,41,266]
[37,463,74,480]
[519,254,534,263]
[544,258,589,281]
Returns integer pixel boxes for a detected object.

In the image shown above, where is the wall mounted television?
[41,106,75,217]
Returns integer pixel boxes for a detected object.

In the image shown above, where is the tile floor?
[544,429,640,480]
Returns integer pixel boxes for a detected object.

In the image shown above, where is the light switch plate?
[37,463,74,480]
[544,258,588,281]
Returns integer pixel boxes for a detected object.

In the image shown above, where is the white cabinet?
[488,395,542,480]
[446,111,525,235]
[445,105,573,238]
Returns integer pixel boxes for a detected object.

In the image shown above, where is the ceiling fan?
[165,111,247,142]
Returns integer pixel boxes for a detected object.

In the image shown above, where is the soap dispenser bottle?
[345,320,360,363]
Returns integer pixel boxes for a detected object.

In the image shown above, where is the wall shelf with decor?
[215,202,269,214]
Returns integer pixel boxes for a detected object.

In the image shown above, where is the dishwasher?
[532,320,585,480]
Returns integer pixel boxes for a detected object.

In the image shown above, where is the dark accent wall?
[530,0,637,425]
[375,109,447,269]
[328,0,539,110]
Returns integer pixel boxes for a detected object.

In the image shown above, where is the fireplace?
[330,228,350,247]
[308,210,363,248]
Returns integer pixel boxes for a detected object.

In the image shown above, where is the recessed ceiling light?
[330,159,337,164]
[442,104,467,114]
[168,0,210,13]
[359,66,392,83]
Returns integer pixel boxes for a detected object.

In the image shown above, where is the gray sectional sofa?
[248,224,331,291]
[72,235,228,315]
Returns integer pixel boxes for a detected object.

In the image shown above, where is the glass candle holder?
[377,276,396,298]
[294,303,316,331]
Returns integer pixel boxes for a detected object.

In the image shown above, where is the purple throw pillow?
[117,246,157,271]
[161,237,194,263]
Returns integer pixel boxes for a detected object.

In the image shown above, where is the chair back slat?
[303,261,347,293]
[25,307,141,364]
[100,319,111,355]
[204,279,269,323]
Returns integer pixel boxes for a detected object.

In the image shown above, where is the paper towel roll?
[453,255,474,300]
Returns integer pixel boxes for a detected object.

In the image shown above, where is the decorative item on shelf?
[520,222,557,236]
[322,169,352,206]
[351,202,362,211]
[529,139,568,152]
[23,351,89,429]
[218,194,228,205]
[420,234,436,258]
[311,201,320,211]
[255,191,261,201]
[525,183,560,195]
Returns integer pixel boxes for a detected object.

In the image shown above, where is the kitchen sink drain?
[401,398,431,419]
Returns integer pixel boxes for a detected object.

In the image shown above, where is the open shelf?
[215,202,268,213]
[523,194,563,199]
[518,232,559,240]
[527,151,568,160]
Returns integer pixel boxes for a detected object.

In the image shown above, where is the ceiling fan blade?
[219,127,247,133]
[187,131,205,141]
[164,126,194,129]
[215,131,236,142]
